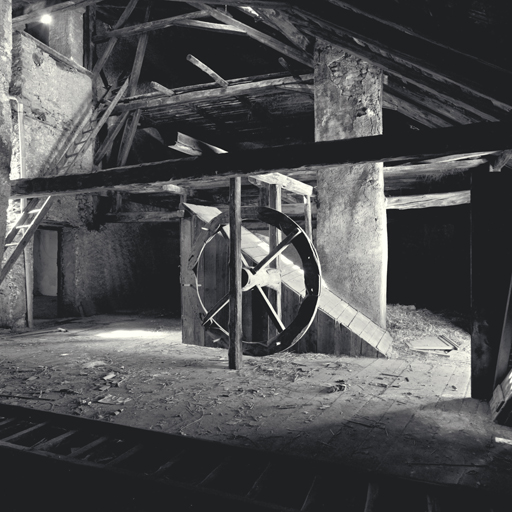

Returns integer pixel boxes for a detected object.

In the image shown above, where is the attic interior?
[1,0,512,510]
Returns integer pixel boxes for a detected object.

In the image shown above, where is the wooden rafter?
[285,7,512,116]
[92,11,210,42]
[287,3,512,110]
[190,3,313,67]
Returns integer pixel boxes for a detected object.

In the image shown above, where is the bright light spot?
[40,14,52,24]
[96,329,166,339]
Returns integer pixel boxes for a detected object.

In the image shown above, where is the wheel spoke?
[254,285,285,333]
[253,228,301,273]
[201,292,230,326]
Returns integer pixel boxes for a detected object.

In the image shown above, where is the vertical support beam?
[252,186,269,341]
[268,183,282,339]
[314,41,386,328]
[0,0,12,266]
[304,195,313,241]
[471,165,512,398]
[92,0,140,78]
[15,102,33,328]
[117,2,150,166]
[229,177,243,369]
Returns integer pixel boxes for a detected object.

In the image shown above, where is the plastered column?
[314,41,387,327]
[49,8,84,64]
[0,0,12,265]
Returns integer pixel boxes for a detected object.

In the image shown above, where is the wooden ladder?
[0,78,130,287]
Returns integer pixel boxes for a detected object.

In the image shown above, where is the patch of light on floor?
[96,330,166,339]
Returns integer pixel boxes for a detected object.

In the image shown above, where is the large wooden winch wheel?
[188,207,321,356]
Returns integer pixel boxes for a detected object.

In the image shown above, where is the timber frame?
[7,0,512,398]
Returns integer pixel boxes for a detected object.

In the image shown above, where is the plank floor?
[0,314,510,499]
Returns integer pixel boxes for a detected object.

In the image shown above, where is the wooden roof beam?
[10,121,511,199]
[386,191,469,210]
[170,19,246,35]
[286,6,512,112]
[92,11,211,43]
[189,3,313,68]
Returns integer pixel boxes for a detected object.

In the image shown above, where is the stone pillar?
[48,8,85,64]
[0,0,12,266]
[314,41,387,327]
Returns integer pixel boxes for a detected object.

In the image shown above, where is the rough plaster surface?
[0,0,12,264]
[314,42,387,327]
[48,9,85,65]
[60,222,180,318]
[2,31,165,328]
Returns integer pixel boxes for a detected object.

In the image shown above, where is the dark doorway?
[33,228,59,319]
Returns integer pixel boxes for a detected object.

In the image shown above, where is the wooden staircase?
[0,79,130,287]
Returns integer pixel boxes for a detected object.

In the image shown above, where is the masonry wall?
[2,31,178,327]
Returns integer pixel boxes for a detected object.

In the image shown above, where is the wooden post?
[268,184,282,339]
[17,102,33,328]
[494,275,512,389]
[471,164,512,398]
[304,195,313,242]
[229,177,243,369]
[251,186,269,341]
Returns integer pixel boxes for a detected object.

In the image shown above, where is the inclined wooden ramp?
[183,204,392,358]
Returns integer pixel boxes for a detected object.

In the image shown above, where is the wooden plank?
[228,177,243,369]
[348,312,371,337]
[117,109,141,167]
[129,3,151,96]
[92,11,210,42]
[115,3,150,166]
[494,274,512,389]
[117,73,313,112]
[249,172,314,196]
[187,54,229,87]
[268,184,281,340]
[471,166,512,399]
[316,309,336,354]
[173,19,247,35]
[104,211,183,222]
[11,121,511,199]
[180,215,198,345]
[386,191,469,210]
[94,111,130,165]
[304,196,313,241]
[196,4,313,68]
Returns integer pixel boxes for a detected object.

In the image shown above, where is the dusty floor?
[0,307,511,497]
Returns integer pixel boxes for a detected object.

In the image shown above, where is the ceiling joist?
[10,121,510,199]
